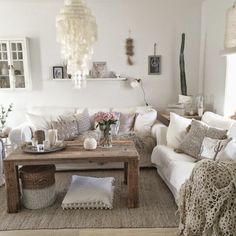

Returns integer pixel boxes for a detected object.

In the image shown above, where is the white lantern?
[56,0,97,88]
[225,3,236,49]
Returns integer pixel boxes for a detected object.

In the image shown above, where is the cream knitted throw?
[178,159,236,236]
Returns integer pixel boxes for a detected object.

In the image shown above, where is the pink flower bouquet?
[94,112,118,127]
[94,112,118,148]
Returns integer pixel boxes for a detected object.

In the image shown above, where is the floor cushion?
[62,175,115,210]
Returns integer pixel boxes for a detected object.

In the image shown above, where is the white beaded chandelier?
[225,2,236,49]
[56,0,97,88]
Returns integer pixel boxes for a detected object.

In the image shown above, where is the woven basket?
[20,165,55,189]
[20,165,56,209]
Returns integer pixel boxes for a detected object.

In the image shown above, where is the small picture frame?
[91,62,108,78]
[37,144,45,152]
[148,56,161,75]
[53,66,64,79]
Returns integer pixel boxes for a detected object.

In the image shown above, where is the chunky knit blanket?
[178,159,236,236]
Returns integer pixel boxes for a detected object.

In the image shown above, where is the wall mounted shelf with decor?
[53,78,127,81]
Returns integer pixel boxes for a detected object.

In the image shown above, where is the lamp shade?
[56,0,97,88]
[130,80,139,88]
[225,3,236,49]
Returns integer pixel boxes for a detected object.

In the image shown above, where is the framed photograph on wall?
[53,66,64,79]
[91,62,108,78]
[148,56,161,75]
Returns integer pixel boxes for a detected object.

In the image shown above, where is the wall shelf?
[53,78,127,81]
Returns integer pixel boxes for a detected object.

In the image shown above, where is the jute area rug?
[0,169,179,230]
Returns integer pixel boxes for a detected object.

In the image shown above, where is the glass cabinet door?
[11,42,26,88]
[0,42,10,88]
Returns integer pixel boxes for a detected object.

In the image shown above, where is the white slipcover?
[0,139,5,186]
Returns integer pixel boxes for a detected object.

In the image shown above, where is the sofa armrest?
[9,124,33,146]
[151,121,168,145]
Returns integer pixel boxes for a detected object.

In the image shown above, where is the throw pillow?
[52,120,78,141]
[199,137,232,160]
[217,138,236,161]
[62,175,115,210]
[134,108,157,135]
[166,113,192,149]
[26,112,52,131]
[74,108,91,133]
[118,113,136,134]
[180,120,228,158]
[201,112,234,130]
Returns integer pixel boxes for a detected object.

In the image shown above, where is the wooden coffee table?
[4,140,140,213]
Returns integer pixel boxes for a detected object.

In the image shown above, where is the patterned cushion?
[118,113,136,134]
[199,137,232,160]
[52,120,78,141]
[75,108,91,133]
[180,120,228,158]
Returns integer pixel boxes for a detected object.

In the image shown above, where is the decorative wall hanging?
[126,31,134,65]
[56,0,97,88]
[179,33,187,96]
[148,43,161,75]
[225,2,236,49]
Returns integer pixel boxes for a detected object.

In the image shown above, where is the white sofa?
[151,112,236,202]
[8,106,161,169]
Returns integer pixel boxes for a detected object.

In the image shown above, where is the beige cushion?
[118,113,136,134]
[180,120,228,158]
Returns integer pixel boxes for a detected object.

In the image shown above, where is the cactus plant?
[179,33,187,96]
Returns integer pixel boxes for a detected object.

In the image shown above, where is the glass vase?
[100,125,112,148]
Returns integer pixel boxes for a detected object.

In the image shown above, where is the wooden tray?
[21,144,66,154]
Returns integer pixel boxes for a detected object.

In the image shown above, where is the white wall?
[200,0,235,115]
[0,0,202,114]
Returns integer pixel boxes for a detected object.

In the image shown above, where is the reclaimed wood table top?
[5,140,140,165]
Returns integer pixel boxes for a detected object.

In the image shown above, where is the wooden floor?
[0,228,178,236]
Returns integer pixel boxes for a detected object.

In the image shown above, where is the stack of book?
[166,103,185,116]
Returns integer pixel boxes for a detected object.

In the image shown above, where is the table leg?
[127,159,139,208]
[124,162,128,185]
[4,162,21,213]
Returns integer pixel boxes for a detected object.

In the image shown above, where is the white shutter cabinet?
[0,38,31,90]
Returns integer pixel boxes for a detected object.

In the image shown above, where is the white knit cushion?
[62,175,115,210]
[166,113,192,149]
[75,108,91,133]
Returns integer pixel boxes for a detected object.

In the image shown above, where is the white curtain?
[224,54,236,117]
